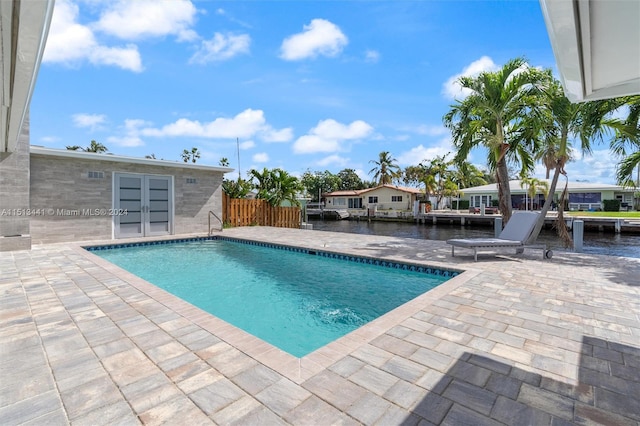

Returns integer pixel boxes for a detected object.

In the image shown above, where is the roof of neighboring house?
[30,146,234,173]
[326,184,423,197]
[461,180,633,194]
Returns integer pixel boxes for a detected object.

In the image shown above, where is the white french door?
[114,173,173,238]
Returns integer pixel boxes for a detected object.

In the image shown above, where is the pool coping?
[75,234,481,384]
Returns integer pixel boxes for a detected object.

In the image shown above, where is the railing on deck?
[222,192,301,229]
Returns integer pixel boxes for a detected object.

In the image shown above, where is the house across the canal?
[460,180,636,211]
[324,184,424,217]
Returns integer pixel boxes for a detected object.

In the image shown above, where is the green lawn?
[566,211,640,218]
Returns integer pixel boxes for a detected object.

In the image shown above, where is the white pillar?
[573,220,584,252]
[494,217,503,238]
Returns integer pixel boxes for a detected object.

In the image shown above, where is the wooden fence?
[222,193,301,228]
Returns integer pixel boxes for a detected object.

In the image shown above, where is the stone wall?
[29,154,224,244]
[0,116,31,251]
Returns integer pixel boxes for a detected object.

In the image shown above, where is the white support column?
[494,217,503,238]
[573,220,584,252]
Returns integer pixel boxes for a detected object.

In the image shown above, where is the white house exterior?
[461,180,636,211]
[324,185,423,216]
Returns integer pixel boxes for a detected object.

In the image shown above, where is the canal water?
[307,218,640,259]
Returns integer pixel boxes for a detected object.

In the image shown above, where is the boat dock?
[416,211,640,234]
[306,208,350,220]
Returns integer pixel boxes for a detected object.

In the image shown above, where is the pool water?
[91,238,454,357]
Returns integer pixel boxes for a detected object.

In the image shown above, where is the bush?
[456,200,470,209]
[491,199,499,207]
[602,199,621,212]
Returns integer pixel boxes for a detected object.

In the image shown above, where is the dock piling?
[573,220,584,252]
[494,217,502,238]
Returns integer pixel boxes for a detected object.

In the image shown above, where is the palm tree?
[268,169,302,207]
[424,154,454,209]
[444,57,544,223]
[248,168,272,199]
[617,151,640,187]
[66,140,108,153]
[520,176,549,210]
[369,151,401,185]
[452,160,488,189]
[86,140,107,153]
[181,147,201,163]
[525,78,611,245]
[249,168,302,206]
[604,96,640,186]
[423,174,438,199]
[222,177,252,199]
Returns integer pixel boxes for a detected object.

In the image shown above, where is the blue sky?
[31,0,619,184]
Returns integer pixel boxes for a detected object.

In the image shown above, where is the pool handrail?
[208,211,223,235]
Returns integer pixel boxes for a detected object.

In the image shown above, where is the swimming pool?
[89,237,458,357]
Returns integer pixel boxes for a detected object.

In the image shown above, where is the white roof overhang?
[539,0,640,102]
[1,0,55,153]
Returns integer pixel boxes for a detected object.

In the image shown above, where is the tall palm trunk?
[526,165,559,244]
[495,123,513,223]
[526,158,571,245]
[527,127,571,244]
[554,178,573,247]
[496,158,512,223]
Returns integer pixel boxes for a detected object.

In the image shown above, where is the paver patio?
[1,227,639,425]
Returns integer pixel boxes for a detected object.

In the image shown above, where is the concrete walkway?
[1,227,639,425]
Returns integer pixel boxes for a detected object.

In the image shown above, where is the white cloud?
[189,33,251,64]
[365,50,380,63]
[261,127,294,143]
[396,138,453,166]
[569,148,618,184]
[72,113,107,130]
[43,0,142,72]
[313,119,373,140]
[316,155,350,168]
[214,7,252,29]
[607,104,630,121]
[94,0,198,41]
[40,136,60,143]
[293,119,374,154]
[141,109,290,142]
[354,169,368,181]
[442,56,499,100]
[90,45,142,71]
[415,125,449,136]
[280,19,348,61]
[106,135,145,147]
[105,118,151,147]
[294,135,338,153]
[239,140,256,150]
[252,152,269,163]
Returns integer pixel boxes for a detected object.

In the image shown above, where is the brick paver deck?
[1,227,639,425]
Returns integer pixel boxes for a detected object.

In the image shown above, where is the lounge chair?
[447,211,552,261]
